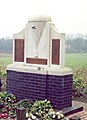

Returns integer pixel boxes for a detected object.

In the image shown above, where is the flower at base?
[31,114,36,119]
[60,113,64,118]
[26,113,29,118]
[28,118,32,120]
[53,114,56,118]
[58,115,61,119]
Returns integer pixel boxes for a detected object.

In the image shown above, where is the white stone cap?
[46,67,73,76]
[7,64,48,74]
[7,64,73,76]
[28,15,51,22]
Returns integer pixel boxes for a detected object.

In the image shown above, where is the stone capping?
[7,64,47,75]
[47,67,73,76]
[7,64,73,76]
[28,15,51,22]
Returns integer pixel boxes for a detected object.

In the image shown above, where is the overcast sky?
[0,0,87,37]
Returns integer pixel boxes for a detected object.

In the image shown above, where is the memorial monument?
[6,15,73,110]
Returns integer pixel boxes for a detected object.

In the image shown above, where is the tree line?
[0,38,13,53]
[0,36,87,53]
[66,38,87,53]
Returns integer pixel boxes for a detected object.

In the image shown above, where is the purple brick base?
[6,70,73,110]
[47,75,72,109]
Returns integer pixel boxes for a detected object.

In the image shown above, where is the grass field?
[65,53,87,69]
[0,53,12,69]
[0,53,87,69]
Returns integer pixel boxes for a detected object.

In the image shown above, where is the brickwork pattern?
[6,70,73,109]
[47,75,73,109]
[6,70,47,101]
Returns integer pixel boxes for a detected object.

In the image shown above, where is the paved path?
[67,100,87,120]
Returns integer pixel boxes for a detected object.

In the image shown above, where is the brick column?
[47,74,73,109]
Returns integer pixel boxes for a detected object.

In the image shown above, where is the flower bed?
[0,92,16,119]
[0,92,68,120]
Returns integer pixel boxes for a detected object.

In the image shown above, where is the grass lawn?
[65,53,87,69]
[0,53,12,71]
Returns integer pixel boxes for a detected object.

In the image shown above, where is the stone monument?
[6,15,73,110]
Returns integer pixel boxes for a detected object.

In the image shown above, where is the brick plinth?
[47,74,73,109]
[6,70,47,101]
[6,70,73,110]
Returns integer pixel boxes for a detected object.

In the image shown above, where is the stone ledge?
[7,64,47,75]
[62,105,83,116]
[7,64,73,76]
